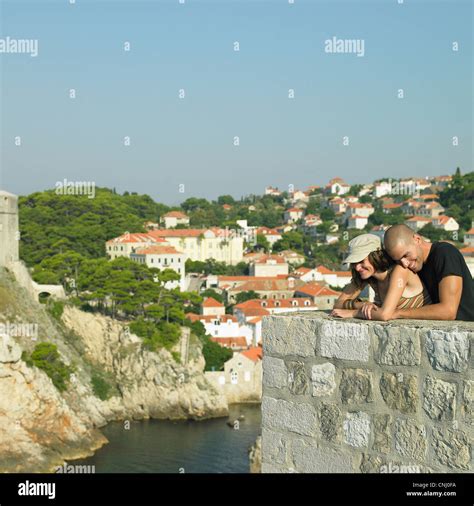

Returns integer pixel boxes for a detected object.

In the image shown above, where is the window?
[292,300,298,306]
[261,301,267,307]
[304,300,310,306]
[151,258,154,263]
[244,371,251,382]
[275,301,280,307]
[218,376,225,385]
[231,371,238,384]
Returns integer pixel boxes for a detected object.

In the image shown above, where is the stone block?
[263,317,319,357]
[425,330,469,373]
[262,397,317,437]
[374,325,421,366]
[422,376,456,421]
[291,438,353,473]
[262,356,287,389]
[360,454,386,473]
[318,402,342,442]
[340,368,374,404]
[311,362,336,397]
[287,361,308,395]
[379,373,418,414]
[372,413,392,454]
[394,418,427,462]
[261,428,288,465]
[432,428,471,471]
[462,380,473,426]
[343,411,371,448]
[320,321,370,362]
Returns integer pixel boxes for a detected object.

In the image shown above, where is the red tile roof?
[202,297,224,307]
[241,346,263,362]
[316,265,333,274]
[106,233,163,244]
[210,337,247,348]
[148,229,206,238]
[257,227,281,236]
[434,215,455,225]
[163,211,188,219]
[235,298,314,310]
[134,245,182,255]
[406,216,431,222]
[186,313,236,323]
[295,283,340,297]
[253,255,286,264]
[230,279,298,292]
[383,203,403,209]
[348,203,373,208]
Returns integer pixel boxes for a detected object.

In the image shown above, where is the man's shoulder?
[431,241,461,257]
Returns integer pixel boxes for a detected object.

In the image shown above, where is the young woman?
[331,233,431,321]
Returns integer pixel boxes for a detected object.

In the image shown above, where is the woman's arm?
[369,265,409,321]
[333,281,364,309]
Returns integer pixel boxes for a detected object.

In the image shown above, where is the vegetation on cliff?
[22,342,74,392]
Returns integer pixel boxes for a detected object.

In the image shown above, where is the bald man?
[383,224,474,321]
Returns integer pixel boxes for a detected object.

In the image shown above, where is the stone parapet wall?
[261,312,473,473]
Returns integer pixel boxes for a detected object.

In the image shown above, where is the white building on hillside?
[374,181,392,198]
[106,233,167,260]
[201,297,226,316]
[326,177,350,195]
[431,215,459,232]
[148,228,244,265]
[130,245,186,290]
[160,211,190,229]
[284,208,304,224]
[345,203,375,219]
[249,255,289,277]
[347,215,368,229]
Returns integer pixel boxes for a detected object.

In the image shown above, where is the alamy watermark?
[380,462,421,473]
[55,179,96,199]
[55,463,95,473]
[0,37,38,57]
[324,36,365,57]
[0,322,38,340]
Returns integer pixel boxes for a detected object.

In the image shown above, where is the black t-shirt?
[419,242,474,321]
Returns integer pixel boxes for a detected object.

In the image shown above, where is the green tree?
[234,290,260,304]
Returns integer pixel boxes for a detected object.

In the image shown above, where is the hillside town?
[104,172,474,403]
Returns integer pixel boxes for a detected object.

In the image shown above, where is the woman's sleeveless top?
[367,271,432,309]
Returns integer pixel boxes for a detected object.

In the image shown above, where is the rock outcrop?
[248,436,262,473]
[0,267,228,472]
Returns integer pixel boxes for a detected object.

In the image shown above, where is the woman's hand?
[330,308,356,319]
[358,302,379,320]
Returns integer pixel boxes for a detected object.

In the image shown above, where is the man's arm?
[394,275,462,320]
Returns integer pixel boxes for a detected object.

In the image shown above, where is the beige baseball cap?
[343,234,382,265]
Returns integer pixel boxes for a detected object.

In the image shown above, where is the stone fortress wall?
[0,190,65,300]
[261,311,472,473]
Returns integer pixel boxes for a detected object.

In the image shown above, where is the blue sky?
[0,0,472,204]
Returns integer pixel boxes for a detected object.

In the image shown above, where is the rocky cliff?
[0,267,228,472]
